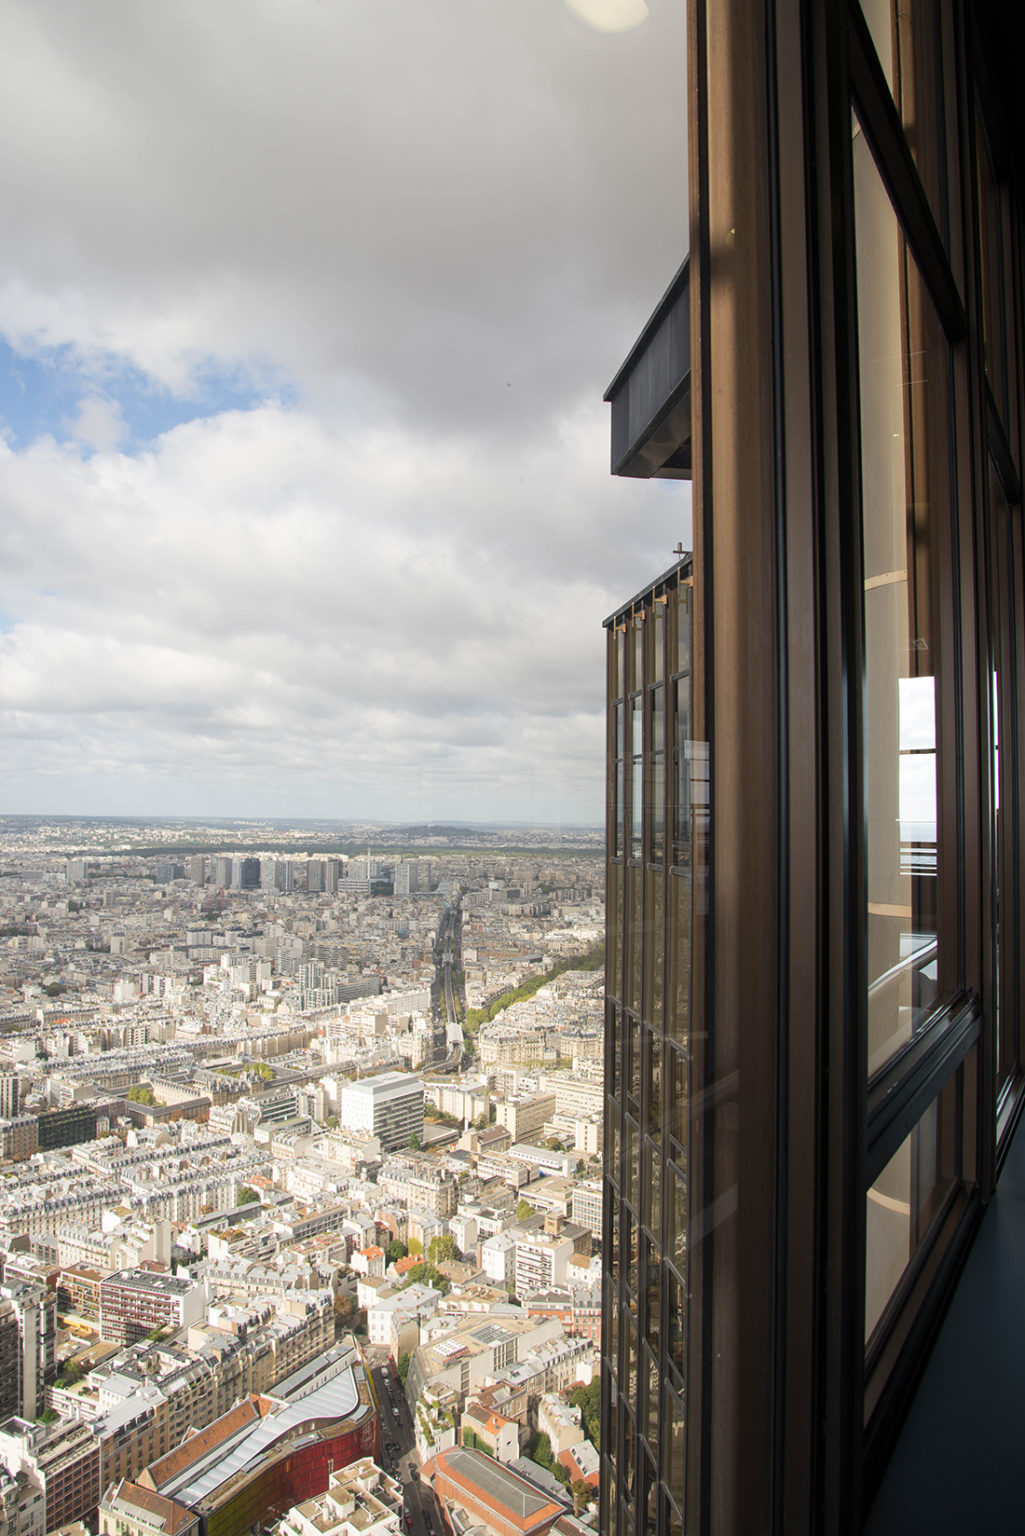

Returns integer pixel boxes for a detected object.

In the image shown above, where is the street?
[367,1354,440,1536]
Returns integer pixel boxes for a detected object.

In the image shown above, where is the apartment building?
[98,1271,205,1347]
[377,1158,457,1219]
[0,1417,101,1533]
[494,1095,555,1142]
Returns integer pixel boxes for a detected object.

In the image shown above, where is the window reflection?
[865,1066,962,1341]
[854,112,953,1077]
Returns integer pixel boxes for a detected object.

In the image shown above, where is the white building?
[480,1232,517,1290]
[339,1073,424,1154]
[513,1232,575,1299]
[275,1459,401,1536]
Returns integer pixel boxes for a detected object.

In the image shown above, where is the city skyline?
[0,0,691,826]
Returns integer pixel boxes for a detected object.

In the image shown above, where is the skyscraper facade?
[602,2,1024,1532]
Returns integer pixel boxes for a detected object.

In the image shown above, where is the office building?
[602,4,1025,1534]
[339,1073,424,1153]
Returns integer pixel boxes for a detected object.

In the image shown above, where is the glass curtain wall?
[604,561,693,1536]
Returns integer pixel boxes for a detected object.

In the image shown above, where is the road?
[433,900,464,1037]
[367,1355,441,1536]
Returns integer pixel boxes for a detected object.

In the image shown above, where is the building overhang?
[604,259,691,480]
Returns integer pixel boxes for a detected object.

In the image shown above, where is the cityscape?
[0,814,608,1536]
[3,0,1023,1533]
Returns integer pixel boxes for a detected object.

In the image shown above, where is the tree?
[427,1233,457,1265]
[532,1432,556,1475]
[334,1294,358,1323]
[235,1186,259,1207]
[127,1084,156,1105]
[38,1408,59,1424]
[397,1352,411,1386]
[400,1262,449,1295]
[571,1480,594,1515]
[472,1112,488,1131]
[387,1239,408,1263]
[516,1199,534,1220]
[408,1133,422,1151]
[568,1379,601,1449]
[407,1237,423,1256]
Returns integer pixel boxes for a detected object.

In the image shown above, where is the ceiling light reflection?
[564,0,650,34]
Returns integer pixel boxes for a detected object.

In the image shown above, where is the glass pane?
[668,872,691,1043]
[860,0,949,255]
[864,1071,960,1341]
[976,111,1017,452]
[668,1163,686,1273]
[990,463,1018,1098]
[629,1013,642,1105]
[632,759,643,861]
[615,759,624,857]
[625,1116,639,1208]
[648,870,665,1025]
[664,1388,686,1514]
[675,581,691,676]
[666,1265,686,1377]
[609,861,623,1000]
[647,1136,662,1238]
[674,675,692,847]
[608,1000,621,1102]
[647,1024,663,1135]
[644,1236,661,1350]
[854,112,953,1077]
[629,865,643,1011]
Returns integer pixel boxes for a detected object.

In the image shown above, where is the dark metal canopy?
[604,258,691,480]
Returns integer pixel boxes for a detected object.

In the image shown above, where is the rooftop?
[427,1448,562,1533]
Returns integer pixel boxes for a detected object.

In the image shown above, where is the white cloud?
[0,0,691,820]
[0,402,690,818]
[67,394,125,450]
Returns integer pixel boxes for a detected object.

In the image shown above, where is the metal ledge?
[605,259,691,480]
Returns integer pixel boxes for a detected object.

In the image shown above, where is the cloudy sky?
[0,0,690,827]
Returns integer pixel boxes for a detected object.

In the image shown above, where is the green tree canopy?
[127,1084,156,1105]
[387,1238,408,1263]
[400,1261,449,1294]
[516,1198,534,1220]
[568,1379,601,1448]
[427,1233,457,1265]
[463,944,605,1031]
[235,1185,259,1207]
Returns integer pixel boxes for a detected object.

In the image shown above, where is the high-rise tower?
[601,3,1025,1532]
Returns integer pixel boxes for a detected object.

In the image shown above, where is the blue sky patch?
[0,337,298,454]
